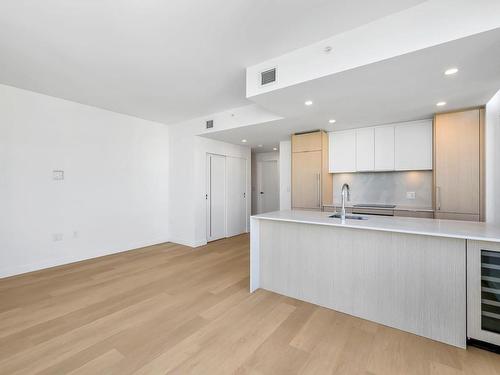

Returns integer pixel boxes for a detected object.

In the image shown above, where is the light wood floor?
[1,234,500,374]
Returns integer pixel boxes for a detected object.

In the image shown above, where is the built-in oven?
[467,240,500,351]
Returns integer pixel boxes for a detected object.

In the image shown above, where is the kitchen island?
[250,210,500,348]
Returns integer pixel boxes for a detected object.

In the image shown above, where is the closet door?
[226,157,247,236]
[206,154,226,241]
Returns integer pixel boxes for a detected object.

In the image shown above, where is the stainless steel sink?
[329,214,367,220]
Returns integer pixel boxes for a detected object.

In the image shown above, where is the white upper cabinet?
[394,120,433,171]
[329,120,432,173]
[356,128,375,171]
[374,125,395,171]
[329,130,356,173]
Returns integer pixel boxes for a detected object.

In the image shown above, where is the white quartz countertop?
[252,210,500,243]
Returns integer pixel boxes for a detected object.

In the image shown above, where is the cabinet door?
[394,210,434,219]
[356,128,375,171]
[292,151,322,209]
[435,110,480,216]
[374,125,395,171]
[292,132,322,153]
[329,130,356,173]
[395,120,433,170]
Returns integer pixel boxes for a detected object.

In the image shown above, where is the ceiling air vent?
[206,120,214,129]
[261,68,276,86]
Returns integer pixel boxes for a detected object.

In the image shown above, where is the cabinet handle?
[317,173,321,208]
[436,186,441,211]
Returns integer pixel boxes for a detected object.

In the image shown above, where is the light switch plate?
[406,191,416,200]
[53,170,64,180]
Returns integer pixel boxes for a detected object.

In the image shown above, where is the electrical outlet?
[406,191,416,200]
[52,233,63,242]
[52,170,64,180]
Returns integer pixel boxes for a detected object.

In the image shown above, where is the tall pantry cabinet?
[434,108,485,221]
[291,131,333,210]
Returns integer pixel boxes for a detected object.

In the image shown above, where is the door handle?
[317,173,321,208]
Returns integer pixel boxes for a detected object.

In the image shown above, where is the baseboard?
[0,237,170,279]
[169,236,207,248]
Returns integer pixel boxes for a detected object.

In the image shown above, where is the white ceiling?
[0,0,426,124]
[203,28,500,152]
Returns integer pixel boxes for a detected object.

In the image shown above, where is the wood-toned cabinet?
[292,131,332,210]
[434,108,485,221]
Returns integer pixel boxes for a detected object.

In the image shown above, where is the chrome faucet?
[341,183,350,223]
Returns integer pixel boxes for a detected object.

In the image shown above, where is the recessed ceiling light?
[329,119,336,124]
[444,68,458,75]
[304,100,313,106]
[273,147,278,151]
[241,139,247,143]
[257,144,263,147]
[436,101,447,107]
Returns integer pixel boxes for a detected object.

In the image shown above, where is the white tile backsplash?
[332,171,432,208]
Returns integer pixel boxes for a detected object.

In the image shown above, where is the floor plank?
[0,234,499,374]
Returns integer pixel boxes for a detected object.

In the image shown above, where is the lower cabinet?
[434,212,479,221]
[394,210,434,219]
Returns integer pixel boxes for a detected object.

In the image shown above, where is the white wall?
[279,140,291,210]
[251,152,279,214]
[169,115,251,247]
[486,89,500,224]
[0,84,170,278]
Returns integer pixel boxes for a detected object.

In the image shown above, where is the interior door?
[292,151,321,209]
[226,157,247,236]
[206,154,226,242]
[259,160,279,213]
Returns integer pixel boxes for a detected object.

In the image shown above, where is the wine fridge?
[468,240,500,349]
